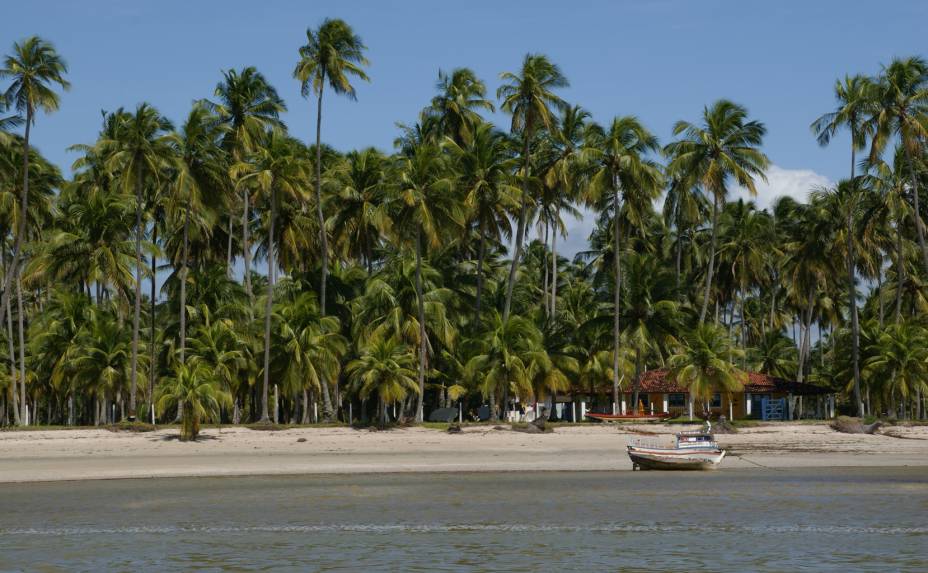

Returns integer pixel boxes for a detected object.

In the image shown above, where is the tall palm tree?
[497,54,567,322]
[170,104,227,372]
[444,122,517,322]
[103,104,174,421]
[232,132,309,423]
[0,36,69,340]
[665,100,769,324]
[810,181,866,415]
[208,67,285,294]
[811,74,874,418]
[586,116,663,412]
[394,143,463,422]
[294,18,370,318]
[869,57,928,276]
[542,104,589,317]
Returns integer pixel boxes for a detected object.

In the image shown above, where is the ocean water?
[1,468,926,572]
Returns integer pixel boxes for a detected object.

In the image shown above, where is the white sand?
[0,423,926,483]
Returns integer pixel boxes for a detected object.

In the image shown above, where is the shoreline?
[1,423,926,484]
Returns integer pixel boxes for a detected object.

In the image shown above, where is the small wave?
[1,523,925,537]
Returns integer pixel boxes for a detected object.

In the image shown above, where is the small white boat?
[627,422,725,471]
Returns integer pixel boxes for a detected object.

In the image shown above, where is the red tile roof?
[634,369,830,396]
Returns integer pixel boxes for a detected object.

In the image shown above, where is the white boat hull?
[627,446,725,471]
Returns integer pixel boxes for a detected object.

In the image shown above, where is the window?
[710,393,721,408]
[668,393,686,407]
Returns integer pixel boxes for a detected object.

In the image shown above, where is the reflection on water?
[1,468,926,572]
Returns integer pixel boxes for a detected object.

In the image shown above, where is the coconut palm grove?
[2,20,928,433]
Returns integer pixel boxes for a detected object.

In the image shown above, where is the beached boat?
[627,422,725,470]
[586,412,671,423]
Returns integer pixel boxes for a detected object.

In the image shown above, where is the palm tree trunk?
[315,79,329,316]
[260,186,277,423]
[180,199,190,365]
[630,346,642,414]
[797,289,814,382]
[16,269,26,424]
[612,186,622,411]
[149,226,157,423]
[414,227,427,423]
[314,79,335,422]
[4,252,20,426]
[699,195,720,324]
[877,258,884,329]
[226,215,234,278]
[242,185,253,309]
[551,214,558,318]
[503,123,533,323]
[740,284,748,367]
[475,229,485,325]
[0,107,31,337]
[904,146,928,276]
[846,186,864,417]
[129,167,143,421]
[895,220,904,324]
[542,217,549,316]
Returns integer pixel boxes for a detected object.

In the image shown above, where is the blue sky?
[3,0,925,254]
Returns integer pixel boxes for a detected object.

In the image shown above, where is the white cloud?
[733,164,832,211]
[547,165,833,259]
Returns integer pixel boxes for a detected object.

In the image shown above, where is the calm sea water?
[1,468,926,572]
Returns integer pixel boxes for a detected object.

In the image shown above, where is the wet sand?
[0,422,926,483]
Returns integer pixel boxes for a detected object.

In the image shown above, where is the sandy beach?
[0,422,926,483]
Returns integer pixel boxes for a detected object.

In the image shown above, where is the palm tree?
[869,57,928,275]
[465,311,549,421]
[665,100,769,324]
[751,331,798,379]
[717,200,775,356]
[294,18,370,318]
[346,336,418,427]
[170,104,227,372]
[444,122,517,322]
[497,54,567,322]
[586,116,663,412]
[542,104,589,317]
[621,253,680,411]
[429,68,494,144]
[669,324,745,419]
[273,291,347,423]
[188,307,248,423]
[157,361,231,440]
[330,148,391,272]
[232,132,309,422]
[208,66,286,293]
[810,181,866,415]
[0,36,69,347]
[812,74,875,418]
[72,305,131,425]
[102,104,175,421]
[394,143,463,422]
[865,321,928,419]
